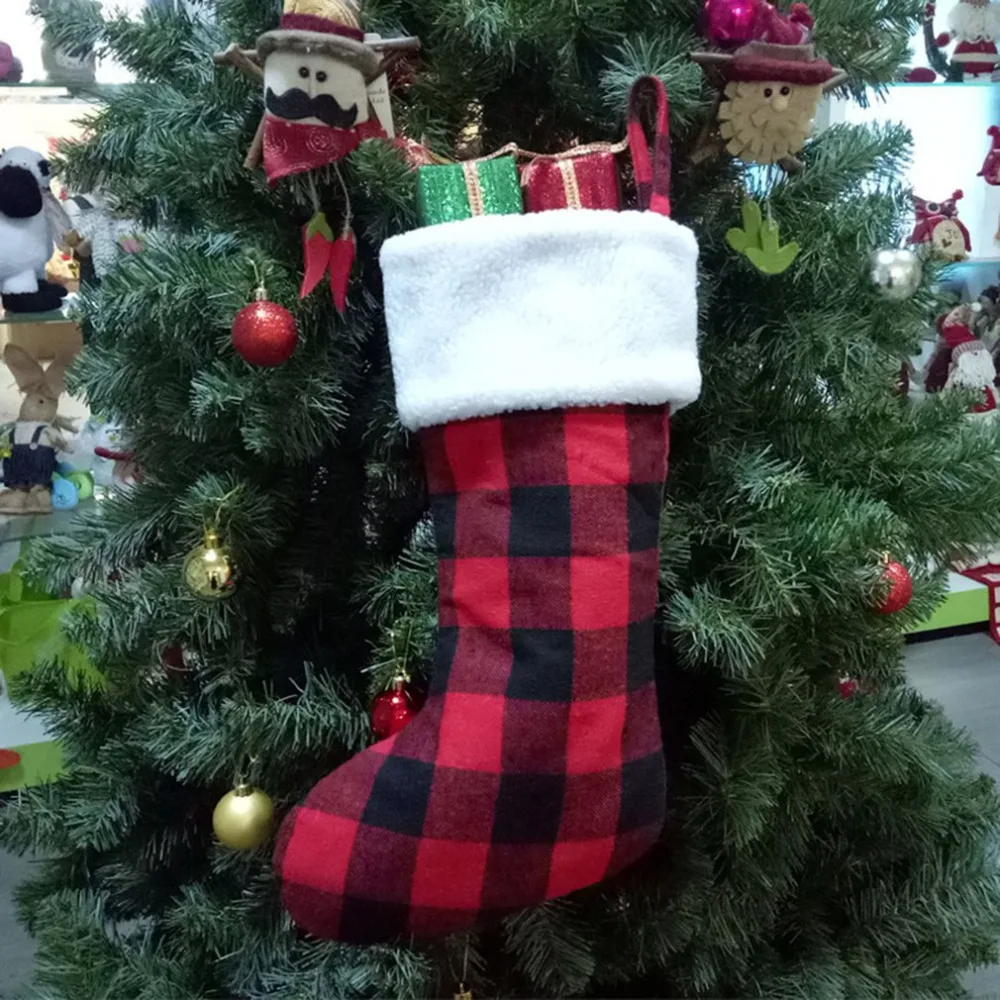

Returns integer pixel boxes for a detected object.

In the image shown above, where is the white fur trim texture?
[381,210,700,430]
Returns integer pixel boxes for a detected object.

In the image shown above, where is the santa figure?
[980,125,1000,185]
[937,0,1000,78]
[942,318,999,413]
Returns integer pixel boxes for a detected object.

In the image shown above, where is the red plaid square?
[279,809,358,895]
[566,694,627,774]
[571,554,631,629]
[565,408,630,485]
[447,557,510,628]
[412,838,490,909]
[437,693,504,771]
[547,837,617,898]
[445,418,508,491]
[276,406,670,944]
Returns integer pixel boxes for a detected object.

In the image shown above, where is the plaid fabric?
[275,404,670,944]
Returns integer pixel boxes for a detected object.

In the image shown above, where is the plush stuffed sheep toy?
[0,147,72,314]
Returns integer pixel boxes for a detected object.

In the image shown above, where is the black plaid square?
[508,629,575,701]
[510,485,572,557]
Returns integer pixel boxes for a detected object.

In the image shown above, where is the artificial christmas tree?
[3,0,1000,998]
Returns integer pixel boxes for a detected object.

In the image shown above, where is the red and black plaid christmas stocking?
[276,79,700,945]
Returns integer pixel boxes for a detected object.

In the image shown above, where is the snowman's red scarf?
[263,115,386,185]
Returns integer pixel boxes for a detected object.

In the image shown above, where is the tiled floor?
[1,634,999,996]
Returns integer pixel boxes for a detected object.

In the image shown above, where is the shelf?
[943,257,1000,269]
[0,313,75,327]
[892,80,1000,88]
[0,500,94,546]
[0,298,78,327]
[909,572,990,633]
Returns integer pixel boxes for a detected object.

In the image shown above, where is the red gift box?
[521,146,622,212]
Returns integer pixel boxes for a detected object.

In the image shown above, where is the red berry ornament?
[231,292,298,367]
[839,677,859,699]
[702,0,760,45]
[370,676,422,741]
[875,560,913,615]
[161,644,188,679]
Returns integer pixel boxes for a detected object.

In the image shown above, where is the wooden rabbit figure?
[0,344,74,514]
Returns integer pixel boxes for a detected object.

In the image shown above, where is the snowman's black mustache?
[266,87,358,129]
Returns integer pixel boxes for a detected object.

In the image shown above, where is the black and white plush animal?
[0,147,71,314]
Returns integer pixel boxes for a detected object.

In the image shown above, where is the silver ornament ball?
[870,248,922,301]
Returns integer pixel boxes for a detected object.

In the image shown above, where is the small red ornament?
[839,677,860,699]
[161,644,188,679]
[875,560,913,615]
[231,290,298,367]
[370,675,422,741]
[0,748,22,770]
[702,0,760,45]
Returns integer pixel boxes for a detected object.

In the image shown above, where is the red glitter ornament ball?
[875,560,913,616]
[702,0,761,45]
[231,297,298,367]
[838,677,859,699]
[370,676,422,741]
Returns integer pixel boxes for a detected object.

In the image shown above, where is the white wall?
[3,0,147,84]
[823,0,1000,270]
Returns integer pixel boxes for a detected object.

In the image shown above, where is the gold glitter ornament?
[212,784,274,850]
[184,529,237,600]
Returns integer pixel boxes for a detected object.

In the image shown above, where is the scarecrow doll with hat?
[693,2,845,170]
[214,0,418,310]
[215,0,419,183]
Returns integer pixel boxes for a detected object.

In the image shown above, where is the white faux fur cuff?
[381,210,701,431]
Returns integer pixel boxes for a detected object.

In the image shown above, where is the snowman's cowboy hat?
[215,0,419,85]
[692,41,846,90]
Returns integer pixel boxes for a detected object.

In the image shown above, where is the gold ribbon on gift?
[462,161,486,216]
[556,159,582,209]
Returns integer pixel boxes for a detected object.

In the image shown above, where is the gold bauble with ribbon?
[212,784,274,851]
[184,529,236,600]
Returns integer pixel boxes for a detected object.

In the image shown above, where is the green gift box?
[417,155,523,226]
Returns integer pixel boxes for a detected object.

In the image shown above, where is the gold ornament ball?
[212,785,274,851]
[184,530,236,599]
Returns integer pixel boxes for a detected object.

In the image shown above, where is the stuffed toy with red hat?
[934,0,1000,78]
[0,41,23,82]
[944,323,999,413]
[692,3,845,167]
[908,191,971,262]
[980,126,1000,185]
[925,306,999,413]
